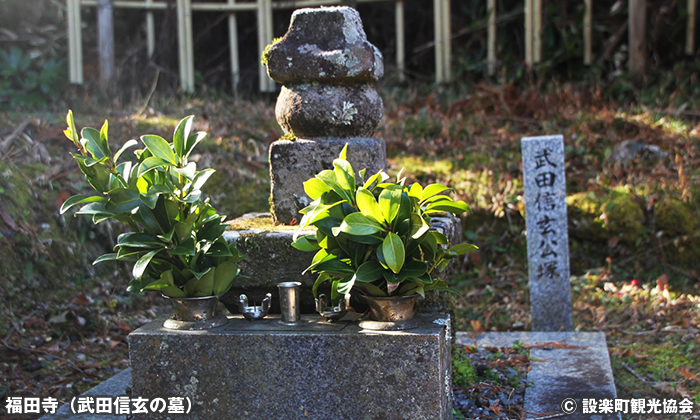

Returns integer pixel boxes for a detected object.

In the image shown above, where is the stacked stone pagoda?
[218,6,460,315]
[265,6,387,224]
[219,6,395,312]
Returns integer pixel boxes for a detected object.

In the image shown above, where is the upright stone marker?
[522,135,572,331]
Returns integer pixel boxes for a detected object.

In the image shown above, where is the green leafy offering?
[61,111,243,298]
[292,144,477,305]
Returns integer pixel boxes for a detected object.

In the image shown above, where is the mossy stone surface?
[566,192,607,242]
[654,198,696,237]
[654,198,700,265]
[601,193,645,243]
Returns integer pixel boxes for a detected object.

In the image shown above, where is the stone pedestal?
[220,212,461,316]
[129,314,452,420]
[220,213,316,313]
[269,138,386,225]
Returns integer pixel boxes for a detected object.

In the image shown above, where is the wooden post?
[176,0,188,91]
[228,0,240,94]
[97,0,115,87]
[584,0,592,65]
[524,0,533,66]
[184,0,195,92]
[687,0,696,55]
[434,0,444,83]
[433,0,450,83]
[487,0,496,75]
[67,0,77,83]
[265,0,273,91]
[628,0,647,75]
[75,0,83,83]
[67,0,84,84]
[442,0,451,82]
[533,0,542,63]
[396,0,405,81]
[258,0,274,92]
[146,0,155,57]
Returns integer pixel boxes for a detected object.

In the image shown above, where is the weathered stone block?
[414,214,463,315]
[266,7,383,83]
[129,314,452,420]
[220,213,316,314]
[269,138,386,225]
[276,83,383,139]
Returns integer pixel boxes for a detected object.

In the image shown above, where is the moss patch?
[566,191,607,242]
[654,198,696,237]
[601,192,646,244]
[226,214,303,232]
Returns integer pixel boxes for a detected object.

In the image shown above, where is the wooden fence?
[66,0,699,93]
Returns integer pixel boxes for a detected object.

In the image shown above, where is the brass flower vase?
[162,295,229,330]
[359,294,420,331]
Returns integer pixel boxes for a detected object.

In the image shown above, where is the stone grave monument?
[127,7,454,419]
[522,135,573,332]
[219,6,460,315]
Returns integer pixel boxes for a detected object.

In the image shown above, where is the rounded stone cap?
[265,6,384,83]
[275,83,383,139]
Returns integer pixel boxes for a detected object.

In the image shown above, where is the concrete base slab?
[40,369,131,420]
[456,331,620,420]
[46,330,620,420]
[129,313,452,420]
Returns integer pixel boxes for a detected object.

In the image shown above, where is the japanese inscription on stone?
[522,135,572,331]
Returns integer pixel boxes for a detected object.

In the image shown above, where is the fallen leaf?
[72,293,92,306]
[469,251,481,267]
[54,190,71,208]
[0,205,17,231]
[678,368,698,381]
[489,400,503,415]
[656,274,669,292]
[470,320,485,333]
[48,310,69,325]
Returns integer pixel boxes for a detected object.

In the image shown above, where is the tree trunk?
[628,0,647,75]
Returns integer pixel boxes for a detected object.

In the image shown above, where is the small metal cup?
[277,281,302,326]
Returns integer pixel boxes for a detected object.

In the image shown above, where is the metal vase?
[362,294,420,322]
[277,281,302,326]
[163,295,229,330]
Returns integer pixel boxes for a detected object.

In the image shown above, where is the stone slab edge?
[128,313,452,420]
[456,332,620,420]
[40,368,131,420]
